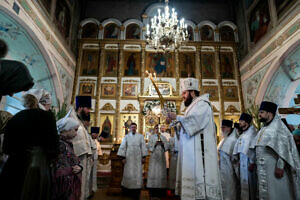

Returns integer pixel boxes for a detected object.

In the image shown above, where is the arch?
[255,40,300,106]
[197,20,217,30]
[124,19,143,40]
[218,21,238,42]
[80,18,100,27]
[185,20,197,41]
[79,18,100,39]
[0,6,63,109]
[102,18,122,27]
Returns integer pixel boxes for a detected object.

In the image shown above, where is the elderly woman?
[52,117,82,200]
[25,88,52,111]
[0,92,59,200]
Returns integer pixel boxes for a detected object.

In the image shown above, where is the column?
[95,43,105,126]
[139,100,145,134]
[71,40,83,105]
[175,50,180,96]
[139,44,146,134]
[115,44,124,141]
[140,43,146,95]
[195,46,203,92]
[215,46,224,122]
[233,46,245,113]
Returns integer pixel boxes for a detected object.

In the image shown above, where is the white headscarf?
[24,88,52,110]
[57,118,79,135]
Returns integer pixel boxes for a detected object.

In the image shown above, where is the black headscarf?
[0,59,34,97]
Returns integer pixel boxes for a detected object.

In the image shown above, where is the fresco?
[146,53,174,77]
[52,56,73,102]
[264,67,291,106]
[0,12,57,114]
[249,0,270,43]
[286,83,300,125]
[242,62,271,108]
[281,45,300,81]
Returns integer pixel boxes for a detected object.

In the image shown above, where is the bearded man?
[166,78,222,200]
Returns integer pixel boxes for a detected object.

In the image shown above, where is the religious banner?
[80,50,99,76]
[179,53,195,77]
[104,51,118,77]
[145,53,174,77]
[220,52,234,79]
[123,52,140,76]
[201,52,216,78]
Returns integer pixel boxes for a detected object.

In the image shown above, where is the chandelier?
[145,0,188,51]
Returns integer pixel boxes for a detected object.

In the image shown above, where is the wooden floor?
[90,176,179,200]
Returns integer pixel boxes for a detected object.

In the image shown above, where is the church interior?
[0,0,299,199]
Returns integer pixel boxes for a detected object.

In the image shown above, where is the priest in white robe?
[70,96,93,200]
[117,122,148,199]
[168,133,178,192]
[166,78,222,200]
[88,127,101,197]
[249,101,300,200]
[218,120,238,200]
[232,113,257,200]
[147,124,169,197]
[160,125,171,170]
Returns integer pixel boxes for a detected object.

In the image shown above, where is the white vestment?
[232,125,257,200]
[175,94,222,200]
[249,115,300,200]
[147,133,168,188]
[71,125,92,200]
[70,110,92,200]
[88,137,98,195]
[168,136,178,190]
[117,132,148,189]
[161,131,171,169]
[218,129,238,200]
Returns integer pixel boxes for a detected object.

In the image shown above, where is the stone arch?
[79,18,100,39]
[0,6,63,110]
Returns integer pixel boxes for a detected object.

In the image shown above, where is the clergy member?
[232,113,257,200]
[88,127,100,198]
[117,122,148,200]
[249,101,300,200]
[218,120,238,200]
[166,78,222,200]
[147,124,168,198]
[168,130,178,193]
[160,125,171,171]
[70,96,93,200]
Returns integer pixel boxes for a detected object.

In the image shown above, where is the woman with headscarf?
[52,117,82,200]
[0,92,59,200]
[25,88,52,111]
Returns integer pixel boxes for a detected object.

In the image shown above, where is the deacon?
[166,78,222,200]
[117,123,148,200]
[232,113,257,200]
[70,96,93,200]
[218,120,238,200]
[249,101,300,200]
[147,124,168,198]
